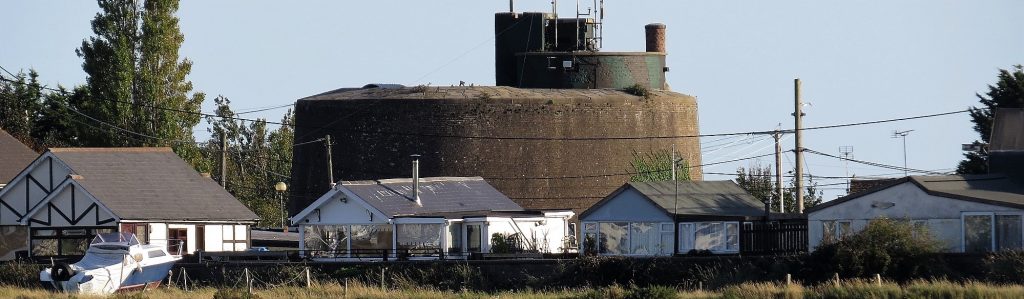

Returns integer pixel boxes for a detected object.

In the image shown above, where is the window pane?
[467,224,482,253]
[629,223,659,255]
[60,238,90,255]
[964,214,993,253]
[822,221,836,244]
[0,226,28,259]
[726,222,739,251]
[396,223,443,255]
[447,223,463,253]
[31,239,57,256]
[678,223,694,253]
[599,222,629,254]
[997,215,1022,251]
[838,222,852,239]
[350,224,393,257]
[695,223,720,251]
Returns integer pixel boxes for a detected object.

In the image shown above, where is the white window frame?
[678,221,740,254]
[584,221,674,256]
[961,212,1024,253]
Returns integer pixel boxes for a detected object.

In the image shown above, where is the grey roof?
[583,180,766,218]
[341,177,525,218]
[991,108,1024,151]
[808,175,1024,213]
[0,129,38,184]
[51,148,259,222]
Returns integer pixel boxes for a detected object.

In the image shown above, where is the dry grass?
[7,279,1024,299]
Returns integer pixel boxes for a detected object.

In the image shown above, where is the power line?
[486,152,776,180]
[803,148,951,176]
[234,103,294,115]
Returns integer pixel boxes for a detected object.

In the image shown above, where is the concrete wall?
[290,86,702,219]
[808,182,1024,252]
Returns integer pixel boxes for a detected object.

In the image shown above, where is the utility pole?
[892,130,914,177]
[324,135,334,187]
[672,143,679,254]
[220,133,227,189]
[793,78,805,214]
[774,130,784,213]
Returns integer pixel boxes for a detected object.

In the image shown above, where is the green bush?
[626,285,678,299]
[984,250,1024,283]
[213,288,262,299]
[0,261,43,288]
[490,233,526,253]
[810,218,945,282]
[623,84,651,99]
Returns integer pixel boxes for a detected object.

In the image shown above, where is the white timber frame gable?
[0,152,72,226]
[21,179,118,228]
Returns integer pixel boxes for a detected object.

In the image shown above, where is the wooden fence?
[740,221,807,255]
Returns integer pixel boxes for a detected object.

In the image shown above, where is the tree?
[0,69,43,147]
[958,65,1024,174]
[734,163,823,213]
[201,96,294,227]
[629,150,690,182]
[77,0,205,161]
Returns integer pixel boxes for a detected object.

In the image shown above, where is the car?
[247,247,270,252]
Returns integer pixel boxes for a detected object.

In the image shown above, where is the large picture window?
[963,213,1024,253]
[396,223,443,256]
[679,221,740,253]
[822,220,852,244]
[582,222,673,256]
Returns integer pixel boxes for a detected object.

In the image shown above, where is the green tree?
[0,69,43,147]
[958,65,1024,174]
[734,163,823,213]
[629,150,690,182]
[202,97,294,227]
[77,0,205,161]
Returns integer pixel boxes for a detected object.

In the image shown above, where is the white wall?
[808,182,1024,252]
[145,223,249,254]
[582,188,673,222]
[297,192,388,225]
[0,154,71,226]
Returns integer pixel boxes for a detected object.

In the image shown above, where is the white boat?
[40,232,181,294]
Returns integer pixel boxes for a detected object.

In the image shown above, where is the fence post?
[874,273,881,286]
[344,278,348,298]
[785,273,792,286]
[380,267,386,291]
[246,268,253,294]
[305,266,311,288]
[182,268,189,292]
[832,273,840,285]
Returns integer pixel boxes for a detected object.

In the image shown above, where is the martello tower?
[288,6,701,218]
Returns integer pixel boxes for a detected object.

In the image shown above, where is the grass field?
[6,279,1024,299]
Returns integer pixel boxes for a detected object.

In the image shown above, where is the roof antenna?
[411,154,422,206]
[509,0,514,13]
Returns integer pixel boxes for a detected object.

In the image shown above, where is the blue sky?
[2,1,1022,201]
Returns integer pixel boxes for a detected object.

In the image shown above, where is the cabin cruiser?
[40,232,181,294]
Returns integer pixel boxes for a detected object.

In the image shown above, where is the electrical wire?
[803,148,952,175]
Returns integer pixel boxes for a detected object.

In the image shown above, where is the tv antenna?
[892,130,914,177]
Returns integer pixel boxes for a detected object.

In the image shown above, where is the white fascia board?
[542,211,576,217]
[393,217,445,224]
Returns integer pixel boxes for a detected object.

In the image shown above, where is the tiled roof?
[0,129,38,184]
[50,147,258,222]
[341,177,525,218]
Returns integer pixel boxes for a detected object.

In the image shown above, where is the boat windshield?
[92,232,140,246]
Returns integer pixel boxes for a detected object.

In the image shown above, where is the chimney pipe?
[411,154,422,206]
[645,23,666,53]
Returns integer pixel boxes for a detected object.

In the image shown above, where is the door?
[168,228,187,255]
[195,225,205,252]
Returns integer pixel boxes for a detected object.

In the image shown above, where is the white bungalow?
[0,148,259,260]
[291,176,574,260]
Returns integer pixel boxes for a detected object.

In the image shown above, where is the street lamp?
[275,182,288,232]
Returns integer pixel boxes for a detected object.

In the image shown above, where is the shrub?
[213,288,262,299]
[0,261,42,288]
[810,218,945,282]
[985,250,1024,283]
[490,233,526,253]
[623,84,651,99]
[626,285,678,299]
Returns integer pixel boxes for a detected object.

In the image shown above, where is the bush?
[810,218,946,282]
[626,285,678,299]
[213,288,262,299]
[985,250,1024,283]
[0,261,43,288]
[623,84,651,99]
